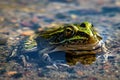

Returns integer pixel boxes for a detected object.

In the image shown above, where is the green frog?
[9,21,106,66]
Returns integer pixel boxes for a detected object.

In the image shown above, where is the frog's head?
[40,22,102,45]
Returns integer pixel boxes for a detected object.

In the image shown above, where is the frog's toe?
[46,63,70,70]
[20,55,28,67]
[45,63,59,69]
[42,53,53,64]
[42,54,69,69]
[41,54,58,69]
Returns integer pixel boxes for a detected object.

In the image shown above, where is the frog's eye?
[64,27,74,37]
[80,23,86,28]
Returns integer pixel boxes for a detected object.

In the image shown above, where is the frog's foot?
[20,55,28,67]
[46,63,70,70]
[42,53,53,64]
[41,53,69,69]
[41,53,56,69]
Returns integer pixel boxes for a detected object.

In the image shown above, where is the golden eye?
[66,28,72,32]
[64,27,74,37]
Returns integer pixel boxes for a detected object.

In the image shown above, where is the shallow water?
[0,0,120,80]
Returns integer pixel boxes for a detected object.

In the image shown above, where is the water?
[0,0,120,80]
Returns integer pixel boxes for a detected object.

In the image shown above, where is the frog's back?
[8,36,37,58]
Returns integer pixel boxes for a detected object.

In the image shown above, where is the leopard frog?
[9,22,106,66]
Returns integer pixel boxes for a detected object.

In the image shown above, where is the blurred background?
[0,0,120,80]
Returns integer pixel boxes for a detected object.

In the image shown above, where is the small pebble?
[20,21,32,27]
[39,8,46,12]
[0,38,7,45]
[0,68,6,75]
[11,73,22,78]
[6,71,17,76]
[70,14,77,19]
[76,70,84,76]
[115,1,120,6]
[0,34,8,45]
[55,13,67,19]
[38,28,44,31]
[31,16,39,23]
[88,77,97,80]
[38,72,45,77]
[21,30,34,36]
[0,17,4,22]
[55,5,61,9]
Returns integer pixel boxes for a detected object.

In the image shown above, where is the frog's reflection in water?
[49,51,96,66]
[65,52,96,65]
[9,51,97,67]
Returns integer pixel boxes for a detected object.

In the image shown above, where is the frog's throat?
[48,40,103,54]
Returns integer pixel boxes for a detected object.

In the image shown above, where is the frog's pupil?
[66,29,71,32]
[65,29,73,37]
[80,23,86,28]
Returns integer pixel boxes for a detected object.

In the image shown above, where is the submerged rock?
[0,34,8,45]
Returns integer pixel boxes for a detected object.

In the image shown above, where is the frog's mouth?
[48,40,102,55]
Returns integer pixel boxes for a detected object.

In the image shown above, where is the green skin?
[10,21,105,66]
[40,21,102,44]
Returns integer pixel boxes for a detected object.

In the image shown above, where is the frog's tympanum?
[9,22,106,66]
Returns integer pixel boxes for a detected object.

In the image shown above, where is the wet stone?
[88,77,98,80]
[67,9,100,16]
[102,6,120,13]
[108,56,115,60]
[69,74,78,79]
[49,0,76,3]
[0,34,8,45]
[44,18,54,23]
[55,13,68,19]
[0,46,9,62]
[113,23,120,29]
[108,13,116,17]
[80,75,89,79]
[37,16,46,19]
[20,21,40,30]
[11,73,23,78]
[0,68,6,75]
[38,72,45,77]
[98,70,105,74]
[108,56,116,63]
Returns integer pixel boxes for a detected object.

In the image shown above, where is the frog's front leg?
[101,41,108,53]
[38,46,55,64]
[38,46,63,69]
[19,55,28,67]
[97,41,111,63]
